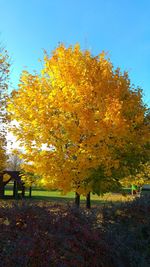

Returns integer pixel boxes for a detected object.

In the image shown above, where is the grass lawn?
[4,185,134,206]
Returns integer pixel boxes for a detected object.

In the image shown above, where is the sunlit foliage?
[8,44,150,195]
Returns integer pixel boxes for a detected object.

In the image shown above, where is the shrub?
[1,196,150,267]
[101,196,150,267]
[0,201,112,267]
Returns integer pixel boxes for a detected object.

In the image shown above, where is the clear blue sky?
[1,0,150,106]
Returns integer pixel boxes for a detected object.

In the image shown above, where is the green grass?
[4,186,135,206]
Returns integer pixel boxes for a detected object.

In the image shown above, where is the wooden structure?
[0,171,25,199]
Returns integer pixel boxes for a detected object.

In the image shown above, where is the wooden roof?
[0,171,24,186]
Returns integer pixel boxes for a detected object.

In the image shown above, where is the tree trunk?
[29,186,32,198]
[86,192,91,209]
[75,192,80,208]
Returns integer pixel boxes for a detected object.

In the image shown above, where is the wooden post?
[13,180,17,198]
[131,184,134,195]
[0,184,4,198]
[0,176,4,198]
[13,181,18,199]
[75,192,80,208]
[22,186,25,198]
[86,192,91,209]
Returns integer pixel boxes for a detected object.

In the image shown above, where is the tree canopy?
[8,44,150,195]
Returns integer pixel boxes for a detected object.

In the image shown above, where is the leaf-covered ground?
[0,196,150,267]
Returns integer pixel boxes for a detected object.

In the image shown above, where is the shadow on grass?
[29,195,75,202]
[2,193,133,207]
[24,195,111,206]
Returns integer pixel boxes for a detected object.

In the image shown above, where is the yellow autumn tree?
[8,44,149,197]
[120,111,150,188]
[120,162,150,188]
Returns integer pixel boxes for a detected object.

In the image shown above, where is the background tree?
[8,44,150,206]
[7,151,22,171]
[120,110,150,189]
[0,45,10,171]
